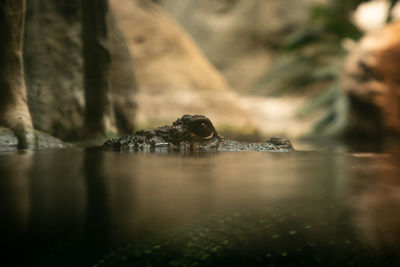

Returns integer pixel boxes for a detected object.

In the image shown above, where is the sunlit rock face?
[341,22,400,137]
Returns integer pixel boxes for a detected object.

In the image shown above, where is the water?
[1,142,400,266]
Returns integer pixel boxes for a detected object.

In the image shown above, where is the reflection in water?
[83,151,112,261]
[347,153,400,253]
[0,152,32,245]
[0,148,399,265]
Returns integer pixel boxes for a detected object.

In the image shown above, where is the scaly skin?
[99,115,293,152]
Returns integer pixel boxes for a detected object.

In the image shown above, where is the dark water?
[1,142,400,266]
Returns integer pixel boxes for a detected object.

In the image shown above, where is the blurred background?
[2,2,400,265]
[22,0,400,142]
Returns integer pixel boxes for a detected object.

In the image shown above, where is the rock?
[24,0,85,140]
[158,0,328,94]
[341,22,400,137]
[0,127,66,151]
[21,0,257,141]
[0,128,18,151]
[24,0,137,140]
[110,0,258,138]
[108,14,138,135]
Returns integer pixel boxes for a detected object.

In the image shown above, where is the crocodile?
[99,114,293,152]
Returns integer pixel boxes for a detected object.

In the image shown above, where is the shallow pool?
[1,141,400,266]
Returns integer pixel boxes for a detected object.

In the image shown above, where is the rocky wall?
[159,0,329,94]
[23,0,137,140]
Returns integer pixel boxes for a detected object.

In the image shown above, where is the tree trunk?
[81,0,114,137]
[0,0,34,147]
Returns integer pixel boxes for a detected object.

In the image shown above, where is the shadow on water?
[0,143,400,266]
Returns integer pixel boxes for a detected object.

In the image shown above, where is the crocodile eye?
[188,120,214,139]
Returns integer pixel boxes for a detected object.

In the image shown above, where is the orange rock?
[342,22,400,137]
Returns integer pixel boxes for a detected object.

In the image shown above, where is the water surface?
[1,142,400,266]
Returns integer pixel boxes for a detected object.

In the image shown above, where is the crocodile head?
[102,115,222,151]
[100,115,293,152]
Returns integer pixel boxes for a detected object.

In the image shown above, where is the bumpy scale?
[100,115,293,152]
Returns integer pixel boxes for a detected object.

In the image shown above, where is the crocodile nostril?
[188,120,214,139]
